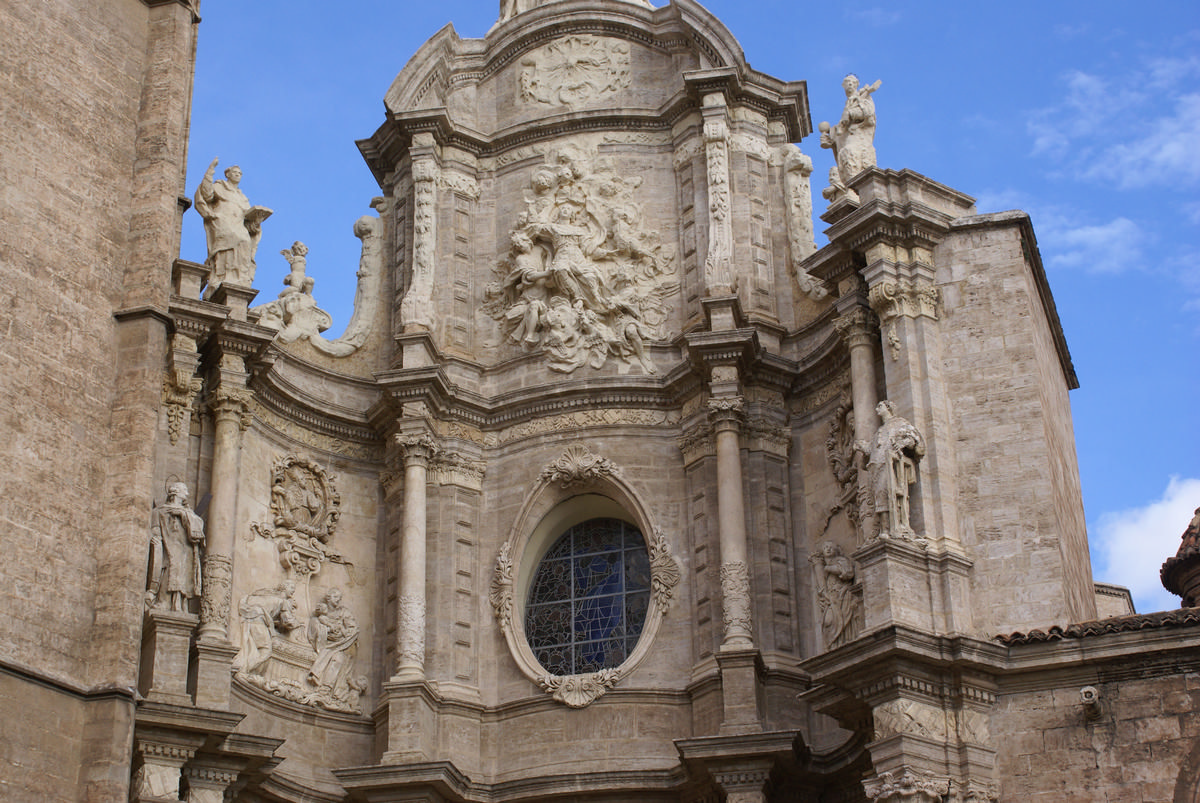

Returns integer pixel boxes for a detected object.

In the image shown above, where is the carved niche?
[519,36,631,108]
[484,145,678,374]
[251,455,348,578]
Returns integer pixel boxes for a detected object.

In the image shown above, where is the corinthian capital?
[395,432,439,466]
[868,278,939,323]
[706,395,745,425]
[208,385,254,430]
[834,306,878,349]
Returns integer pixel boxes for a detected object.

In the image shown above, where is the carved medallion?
[250,455,348,579]
[520,36,631,107]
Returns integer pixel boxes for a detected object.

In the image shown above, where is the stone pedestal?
[380,680,436,765]
[192,640,237,709]
[141,610,198,706]
[716,647,763,736]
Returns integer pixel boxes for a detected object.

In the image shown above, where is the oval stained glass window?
[525,517,651,675]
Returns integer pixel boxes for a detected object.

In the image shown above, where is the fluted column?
[394,433,438,680]
[710,395,752,648]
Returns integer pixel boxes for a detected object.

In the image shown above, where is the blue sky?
[183,1,1199,616]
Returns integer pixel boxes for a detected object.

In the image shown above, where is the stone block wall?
[937,213,1095,635]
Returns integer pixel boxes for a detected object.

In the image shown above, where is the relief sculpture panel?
[484,145,678,374]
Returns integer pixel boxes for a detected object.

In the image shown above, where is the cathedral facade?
[1,1,1198,801]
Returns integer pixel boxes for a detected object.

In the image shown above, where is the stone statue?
[810,540,859,649]
[251,241,335,344]
[305,588,359,705]
[193,158,272,291]
[232,581,299,677]
[819,75,881,202]
[856,400,925,540]
[145,482,206,612]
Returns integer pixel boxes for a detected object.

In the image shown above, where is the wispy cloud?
[1091,476,1200,614]
[1026,49,1200,188]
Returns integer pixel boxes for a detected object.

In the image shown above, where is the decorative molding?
[399,155,438,331]
[863,769,950,803]
[538,668,621,708]
[794,369,853,416]
[672,138,703,171]
[430,449,486,489]
[519,36,631,107]
[499,408,678,445]
[538,444,621,489]
[677,419,715,465]
[250,400,380,461]
[872,699,948,741]
[868,278,939,324]
[649,528,680,614]
[437,171,480,199]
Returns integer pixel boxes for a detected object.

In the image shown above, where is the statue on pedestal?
[819,75,881,203]
[856,400,925,540]
[146,482,206,612]
[193,158,272,291]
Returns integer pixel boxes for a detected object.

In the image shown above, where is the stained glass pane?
[525,517,652,675]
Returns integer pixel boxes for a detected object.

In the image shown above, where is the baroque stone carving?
[499,0,650,22]
[869,278,940,326]
[872,699,948,741]
[250,455,348,579]
[251,241,335,344]
[193,158,272,291]
[146,482,206,612]
[781,146,828,300]
[538,668,621,708]
[856,400,925,542]
[519,36,631,107]
[720,561,753,640]
[821,389,867,540]
[310,198,386,357]
[500,408,678,446]
[810,540,860,650]
[703,117,735,294]
[398,594,426,666]
[235,586,366,714]
[199,554,233,635]
[162,374,203,445]
[819,75,881,204]
[649,528,680,614]
[539,443,621,488]
[484,146,677,374]
[863,770,950,803]
[399,153,438,331]
[489,541,514,629]
[232,581,299,677]
[1160,506,1200,606]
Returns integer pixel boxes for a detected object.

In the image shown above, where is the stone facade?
[1,1,1197,802]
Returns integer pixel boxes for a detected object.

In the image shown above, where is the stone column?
[710,394,752,649]
[194,356,252,709]
[835,304,880,447]
[394,433,437,680]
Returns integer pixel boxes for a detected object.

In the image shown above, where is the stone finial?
[1161,507,1200,607]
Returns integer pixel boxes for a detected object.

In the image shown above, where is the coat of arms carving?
[251,455,348,578]
[519,35,631,107]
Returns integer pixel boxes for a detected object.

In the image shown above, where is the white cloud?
[1025,54,1200,188]
[1040,215,1145,274]
[1091,476,1200,614]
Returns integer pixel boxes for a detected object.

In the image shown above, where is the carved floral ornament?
[519,35,631,108]
[490,445,680,707]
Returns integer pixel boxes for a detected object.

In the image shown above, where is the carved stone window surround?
[490,445,679,707]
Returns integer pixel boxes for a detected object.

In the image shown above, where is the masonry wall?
[0,1,198,799]
[993,668,1199,802]
[936,215,1094,636]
